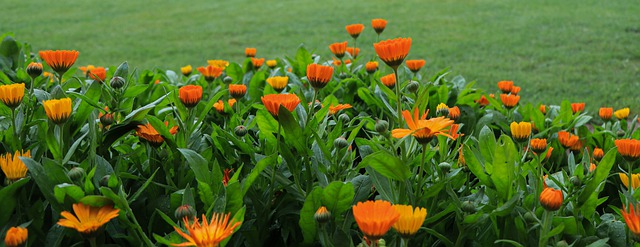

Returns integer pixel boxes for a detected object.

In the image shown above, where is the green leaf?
[463,144,494,188]
[78,195,113,207]
[128,168,159,204]
[299,187,323,244]
[491,135,518,201]
[578,148,616,204]
[123,92,169,122]
[321,181,354,218]
[358,150,410,181]
[21,157,64,211]
[54,183,85,204]
[248,70,266,101]
[478,125,496,164]
[242,155,277,196]
[278,104,306,154]
[365,166,396,203]
[225,182,243,215]
[0,177,30,226]
[179,148,212,185]
[114,61,129,79]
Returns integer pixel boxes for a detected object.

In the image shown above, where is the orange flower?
[571,102,585,113]
[307,64,334,89]
[593,147,604,161]
[448,106,460,121]
[500,94,520,109]
[173,213,241,247]
[213,99,237,114]
[79,65,95,74]
[510,86,521,95]
[229,84,247,99]
[615,139,640,162]
[245,48,256,57]
[589,162,596,172]
[328,104,352,115]
[251,57,265,69]
[497,80,513,93]
[329,42,348,59]
[380,73,396,89]
[222,168,232,187]
[539,186,563,211]
[346,47,360,58]
[365,61,378,74]
[540,105,547,114]
[345,24,365,39]
[476,95,490,106]
[0,150,30,182]
[136,122,178,147]
[569,140,583,152]
[57,203,120,235]
[4,226,27,247]
[530,138,547,154]
[458,145,466,166]
[371,19,388,35]
[392,108,454,144]
[405,59,426,73]
[557,131,579,149]
[179,85,203,108]
[621,204,640,238]
[373,37,412,70]
[352,200,399,241]
[88,66,107,82]
[261,94,301,119]
[599,107,613,121]
[448,124,463,140]
[197,65,224,82]
[39,50,79,75]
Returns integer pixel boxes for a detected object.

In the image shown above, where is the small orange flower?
[197,65,224,82]
[266,76,289,93]
[500,94,520,109]
[448,106,460,121]
[39,50,79,75]
[229,84,247,99]
[0,83,25,109]
[179,85,203,108]
[213,99,237,114]
[540,186,563,211]
[346,47,360,58]
[380,73,396,89]
[510,86,521,95]
[476,95,490,106]
[43,98,72,125]
[352,200,400,241]
[593,147,604,161]
[374,37,412,70]
[621,204,640,238]
[0,150,30,182]
[405,59,426,73]
[173,213,241,247]
[540,105,547,114]
[497,80,513,93]
[329,42,348,59]
[371,19,388,35]
[222,168,232,187]
[245,48,256,57]
[599,107,613,121]
[615,139,640,162]
[328,104,352,115]
[570,140,584,153]
[557,131,579,149]
[207,60,229,69]
[571,103,585,113]
[4,226,28,247]
[261,94,301,119]
[392,109,454,144]
[530,138,547,154]
[251,57,265,69]
[136,122,178,147]
[346,24,365,39]
[307,64,334,90]
[589,162,596,172]
[88,66,107,82]
[510,122,531,142]
[448,124,463,140]
[365,61,378,74]
[57,203,120,235]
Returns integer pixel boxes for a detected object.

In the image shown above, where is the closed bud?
[27,62,43,78]
[570,176,581,187]
[338,113,350,123]
[523,211,537,224]
[68,167,85,181]
[461,201,476,213]
[110,76,125,89]
[234,125,247,137]
[375,120,388,134]
[314,206,331,224]
[223,76,233,84]
[100,113,114,127]
[406,80,419,93]
[174,204,197,220]
[438,162,451,173]
[617,130,626,138]
[334,137,348,149]
[556,240,569,247]
[338,72,348,79]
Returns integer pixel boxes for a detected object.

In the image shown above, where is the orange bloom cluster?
[329,42,348,59]
[345,24,365,39]
[373,37,411,70]
[307,64,334,89]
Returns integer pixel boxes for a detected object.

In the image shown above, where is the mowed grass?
[1,0,639,112]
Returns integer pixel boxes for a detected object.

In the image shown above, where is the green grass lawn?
[2,0,639,112]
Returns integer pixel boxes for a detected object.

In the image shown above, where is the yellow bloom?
[510,122,531,142]
[43,98,72,124]
[620,173,640,189]
[4,226,28,247]
[266,60,277,69]
[392,205,427,239]
[391,109,454,144]
[0,150,30,182]
[207,60,229,69]
[173,213,241,247]
[266,76,289,93]
[615,108,630,120]
[57,203,120,235]
[0,83,25,109]
[181,65,193,76]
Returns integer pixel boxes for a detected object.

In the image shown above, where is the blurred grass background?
[1,0,639,112]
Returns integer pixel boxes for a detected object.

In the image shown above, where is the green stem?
[89,237,98,247]
[353,38,358,59]
[58,124,64,165]
[539,210,553,247]
[308,90,318,125]
[415,144,428,202]
[629,160,634,197]
[270,123,282,190]
[394,68,402,127]
[11,108,18,146]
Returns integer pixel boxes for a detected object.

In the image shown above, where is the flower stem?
[415,144,428,201]
[89,237,98,247]
[270,123,282,190]
[394,68,402,127]
[58,124,64,165]
[539,210,553,247]
[11,108,18,145]
[629,160,634,196]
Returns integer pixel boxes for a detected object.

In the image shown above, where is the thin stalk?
[58,124,64,165]
[415,144,428,201]
[539,210,553,247]
[307,90,318,125]
[394,68,402,127]
[11,108,18,144]
[628,160,634,196]
[353,38,358,60]
[89,237,98,247]
[270,123,282,190]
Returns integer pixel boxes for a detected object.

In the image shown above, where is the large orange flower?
[136,122,179,147]
[373,37,411,70]
[39,50,79,75]
[197,65,224,82]
[352,200,399,241]
[391,109,454,144]
[615,139,640,162]
[329,42,348,59]
[539,186,563,211]
[307,64,334,89]
[57,203,120,235]
[261,94,301,119]
[229,84,247,99]
[173,213,241,247]
[345,24,365,39]
[179,85,203,108]
[4,226,27,247]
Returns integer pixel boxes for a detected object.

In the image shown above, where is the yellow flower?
[57,203,120,235]
[181,65,193,76]
[391,109,454,144]
[392,205,427,239]
[43,98,72,124]
[207,60,229,69]
[4,226,28,247]
[620,173,640,189]
[266,76,289,93]
[173,213,241,247]
[510,122,531,142]
[0,150,30,182]
[615,108,630,120]
[0,83,25,109]
[266,60,277,69]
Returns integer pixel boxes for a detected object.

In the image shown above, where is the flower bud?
[334,137,348,149]
[100,113,114,127]
[436,103,449,117]
[110,76,125,89]
[68,167,85,181]
[27,62,43,79]
[461,201,476,213]
[438,162,451,173]
[314,206,331,224]
[338,113,350,123]
[405,80,419,93]
[223,76,233,84]
[570,176,581,187]
[375,120,388,134]
[174,204,197,220]
[523,211,537,224]
[234,125,247,137]
[556,241,569,247]
[338,72,348,79]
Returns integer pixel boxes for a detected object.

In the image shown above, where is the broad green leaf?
[179,148,212,185]
[357,150,410,181]
[78,195,113,207]
[578,148,616,204]
[299,187,323,244]
[463,145,494,188]
[491,135,517,201]
[225,182,243,215]
[478,126,496,164]
[0,177,30,226]
[128,168,159,204]
[242,155,277,196]
[365,167,396,203]
[54,183,85,204]
[321,181,354,218]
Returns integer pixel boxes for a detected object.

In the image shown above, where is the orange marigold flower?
[181,65,193,76]
[530,138,547,154]
[599,107,613,121]
[365,61,378,74]
[392,205,427,239]
[0,83,25,109]
[405,59,426,73]
[391,109,454,144]
[266,60,277,69]
[540,186,563,211]
[229,84,247,99]
[307,64,334,90]
[329,41,348,59]
[589,162,596,172]
[571,102,585,113]
[510,122,531,142]
[328,104,352,115]
[510,86,521,95]
[179,85,203,108]
[245,48,256,57]
[79,65,95,75]
[213,99,237,114]
[314,206,331,224]
[266,76,289,93]
[500,94,520,109]
[4,226,28,247]
[43,98,72,125]
[448,124,464,140]
[346,47,360,58]
[57,203,120,235]
[615,139,640,162]
[88,66,107,82]
[557,131,579,149]
[540,105,547,114]
[374,37,412,70]
[39,50,79,75]
[476,95,490,106]
[251,57,265,69]
[173,213,240,247]
[380,73,396,89]
[620,173,640,190]
[448,106,460,121]
[371,19,388,35]
[197,65,224,82]
[593,147,604,161]
[261,94,301,119]
[615,108,630,120]
[497,80,513,93]
[0,150,30,182]
[346,24,365,39]
[352,200,399,242]
[136,122,178,147]
[621,204,640,238]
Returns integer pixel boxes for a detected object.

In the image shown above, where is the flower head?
[57,203,120,235]
[539,187,563,211]
[622,204,640,239]
[173,213,241,247]
[497,80,513,93]
[557,131,579,149]
[365,61,378,74]
[213,99,237,114]
[315,206,331,224]
[599,107,613,121]
[391,109,454,144]
[229,84,247,99]
[26,62,43,78]
[615,139,640,162]
[436,103,449,117]
[4,226,28,247]
[352,200,399,241]
[405,59,426,73]
[266,76,289,93]
[615,108,630,120]
[510,122,531,142]
[500,94,520,109]
[307,64,334,90]
[266,60,277,69]
[197,65,224,82]
[620,173,640,190]
[136,122,178,147]
[179,85,203,108]
[374,37,412,70]
[261,94,300,119]
[448,106,460,121]
[43,98,72,125]
[245,48,256,57]
[328,104,352,115]
[510,86,521,95]
[380,73,396,89]
[251,57,265,69]
[540,105,547,114]
[593,147,604,161]
[571,103,585,113]
[476,95,490,106]
[329,42,348,59]
[0,150,30,182]
[530,138,547,154]
[39,50,79,75]
[88,67,107,82]
[181,65,193,76]
[207,60,229,69]
[346,24,365,39]
[346,47,360,58]
[371,19,388,35]
[222,168,232,187]
[448,124,463,140]
[0,83,25,109]
[392,205,426,239]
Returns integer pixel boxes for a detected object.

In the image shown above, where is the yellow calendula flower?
[266,76,289,93]
[181,65,193,76]
[173,213,241,247]
[0,150,31,182]
[57,203,120,235]
[0,83,25,109]
[620,173,640,189]
[43,98,72,124]
[510,122,531,142]
[615,107,630,120]
[392,205,427,239]
[266,60,277,69]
